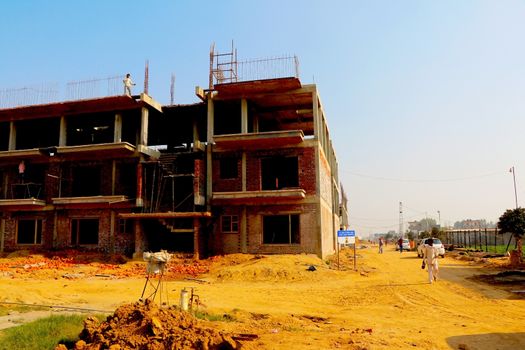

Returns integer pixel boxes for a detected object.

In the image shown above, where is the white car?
[395,238,410,251]
[417,238,445,258]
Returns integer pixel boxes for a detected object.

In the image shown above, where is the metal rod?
[511,166,518,208]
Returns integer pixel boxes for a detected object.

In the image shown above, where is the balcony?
[52,195,131,209]
[212,188,306,205]
[213,130,304,150]
[0,142,159,162]
[0,198,46,211]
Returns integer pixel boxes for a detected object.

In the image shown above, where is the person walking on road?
[378,237,384,254]
[422,238,439,284]
[397,237,404,253]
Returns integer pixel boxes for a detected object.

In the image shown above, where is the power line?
[343,170,504,183]
[350,212,422,223]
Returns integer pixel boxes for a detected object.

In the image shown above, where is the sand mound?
[211,254,332,282]
[71,300,241,350]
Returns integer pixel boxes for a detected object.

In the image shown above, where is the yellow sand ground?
[0,246,523,349]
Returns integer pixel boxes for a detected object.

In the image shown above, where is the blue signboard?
[337,230,355,237]
[337,230,356,244]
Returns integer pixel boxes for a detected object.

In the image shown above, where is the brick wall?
[1,211,54,251]
[2,208,135,254]
[241,203,319,255]
[212,155,241,192]
[194,159,206,198]
[245,147,316,193]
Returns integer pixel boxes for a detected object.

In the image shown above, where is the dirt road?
[0,247,524,349]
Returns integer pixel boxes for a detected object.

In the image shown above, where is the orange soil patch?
[0,251,210,280]
[61,299,255,350]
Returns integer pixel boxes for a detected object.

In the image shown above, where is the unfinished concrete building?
[0,53,343,259]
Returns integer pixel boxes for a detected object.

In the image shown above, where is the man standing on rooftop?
[123,73,136,96]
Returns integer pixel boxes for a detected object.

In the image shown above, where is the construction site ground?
[0,246,524,349]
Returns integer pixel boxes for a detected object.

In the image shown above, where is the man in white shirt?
[423,238,439,284]
[123,73,136,96]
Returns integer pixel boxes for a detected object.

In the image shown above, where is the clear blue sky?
[2,1,524,236]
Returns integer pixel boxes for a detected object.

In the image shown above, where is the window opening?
[67,114,114,145]
[118,219,133,235]
[71,218,99,245]
[72,166,101,196]
[220,158,238,179]
[214,101,241,135]
[263,214,300,244]
[221,215,239,233]
[16,118,60,150]
[17,218,43,244]
[261,156,298,190]
[0,122,9,151]
[118,162,136,197]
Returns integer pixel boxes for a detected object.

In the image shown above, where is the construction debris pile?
[67,300,242,350]
[0,251,210,279]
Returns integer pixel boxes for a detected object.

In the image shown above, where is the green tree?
[408,218,437,233]
[497,208,525,262]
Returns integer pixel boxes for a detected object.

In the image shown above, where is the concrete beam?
[139,93,162,113]
[195,86,206,101]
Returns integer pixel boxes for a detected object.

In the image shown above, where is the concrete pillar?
[8,122,16,150]
[114,113,123,143]
[111,160,117,195]
[133,220,145,258]
[193,217,200,260]
[311,88,322,250]
[241,98,248,133]
[241,98,248,194]
[59,116,67,146]
[193,119,199,145]
[206,94,214,210]
[140,107,149,146]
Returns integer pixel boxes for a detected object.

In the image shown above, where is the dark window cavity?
[261,156,298,190]
[72,166,101,196]
[17,219,43,244]
[220,157,238,179]
[263,214,300,244]
[71,218,99,245]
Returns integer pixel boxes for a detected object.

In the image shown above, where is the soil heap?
[70,300,242,350]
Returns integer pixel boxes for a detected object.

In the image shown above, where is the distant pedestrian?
[378,237,384,254]
[422,238,439,283]
[397,237,404,253]
[18,160,26,183]
[123,73,136,96]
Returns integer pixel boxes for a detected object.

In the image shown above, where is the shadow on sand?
[375,282,429,287]
[447,332,525,350]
